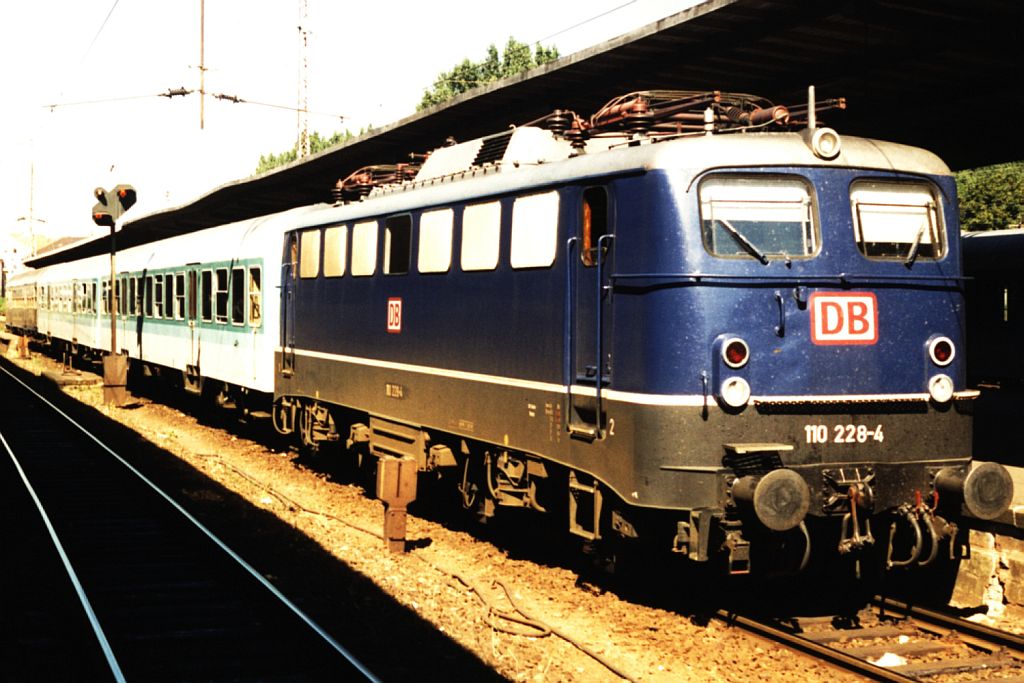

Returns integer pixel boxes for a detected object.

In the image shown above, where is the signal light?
[722,337,750,368]
[928,336,955,366]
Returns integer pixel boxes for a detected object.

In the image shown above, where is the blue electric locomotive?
[272,90,1014,574]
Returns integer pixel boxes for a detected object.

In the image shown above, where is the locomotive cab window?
[384,214,412,275]
[700,176,817,260]
[851,181,944,261]
[581,186,610,267]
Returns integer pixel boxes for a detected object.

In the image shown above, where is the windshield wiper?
[717,218,769,265]
[904,221,928,267]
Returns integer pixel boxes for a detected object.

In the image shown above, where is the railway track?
[0,363,379,682]
[721,596,1024,681]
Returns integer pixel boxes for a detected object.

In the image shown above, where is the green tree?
[417,37,559,111]
[255,129,360,174]
[955,161,1024,231]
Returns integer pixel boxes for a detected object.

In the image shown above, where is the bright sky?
[0,0,702,251]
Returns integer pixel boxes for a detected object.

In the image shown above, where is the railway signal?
[91,184,137,406]
[91,184,137,227]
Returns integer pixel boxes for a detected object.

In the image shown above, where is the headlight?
[928,374,954,403]
[720,376,751,408]
[811,127,842,160]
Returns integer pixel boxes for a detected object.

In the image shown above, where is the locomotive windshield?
[851,180,944,262]
[700,176,816,261]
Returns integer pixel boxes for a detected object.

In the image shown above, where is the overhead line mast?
[297,0,310,157]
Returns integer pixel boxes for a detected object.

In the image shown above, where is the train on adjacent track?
[962,228,1024,463]
[6,88,1014,577]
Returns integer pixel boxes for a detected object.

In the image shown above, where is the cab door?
[280,233,298,376]
[567,186,614,439]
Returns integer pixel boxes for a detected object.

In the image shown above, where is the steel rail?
[874,596,1024,654]
[0,363,381,683]
[715,610,916,682]
[0,429,127,683]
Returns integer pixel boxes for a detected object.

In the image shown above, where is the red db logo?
[810,292,877,345]
[387,298,402,333]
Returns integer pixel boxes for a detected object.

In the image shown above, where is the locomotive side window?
[700,176,817,260]
[418,208,453,273]
[581,186,610,267]
[511,191,560,269]
[352,220,378,276]
[323,225,348,277]
[462,200,501,272]
[201,270,213,321]
[215,268,229,323]
[384,214,412,275]
[248,267,262,327]
[851,181,944,260]
[299,229,321,279]
[231,267,245,325]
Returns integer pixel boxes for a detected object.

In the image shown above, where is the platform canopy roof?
[30,0,1023,267]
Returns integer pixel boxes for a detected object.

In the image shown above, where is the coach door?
[187,269,199,370]
[567,186,614,439]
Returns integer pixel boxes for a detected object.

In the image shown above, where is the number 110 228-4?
[804,424,885,444]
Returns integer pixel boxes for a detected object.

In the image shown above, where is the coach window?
[511,191,560,269]
[248,266,262,327]
[174,272,186,321]
[300,229,321,279]
[129,278,137,315]
[145,276,154,317]
[201,270,213,322]
[323,225,348,277]
[153,276,164,317]
[581,187,610,267]
[384,214,412,275]
[102,280,110,314]
[850,180,945,261]
[700,176,817,260]
[115,279,123,315]
[163,273,174,318]
[215,268,229,323]
[230,267,245,325]
[461,201,501,271]
[174,273,186,319]
[418,208,453,273]
[352,220,378,276]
